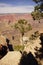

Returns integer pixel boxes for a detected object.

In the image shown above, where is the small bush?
[14,45,24,51]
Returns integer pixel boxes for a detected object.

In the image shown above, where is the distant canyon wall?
[0,13,33,22]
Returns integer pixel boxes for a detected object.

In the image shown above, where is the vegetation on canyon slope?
[14,19,32,37]
[31,0,43,20]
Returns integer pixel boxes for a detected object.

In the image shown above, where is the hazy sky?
[0,0,36,13]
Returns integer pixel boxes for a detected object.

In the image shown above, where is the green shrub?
[14,45,24,51]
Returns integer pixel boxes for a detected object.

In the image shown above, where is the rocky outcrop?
[0,51,22,65]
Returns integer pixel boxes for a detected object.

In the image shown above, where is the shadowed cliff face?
[0,35,7,59]
[40,33,43,47]
[34,33,43,60]
[19,52,39,65]
[6,38,14,51]
[0,38,14,59]
[0,45,7,59]
[37,33,43,59]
